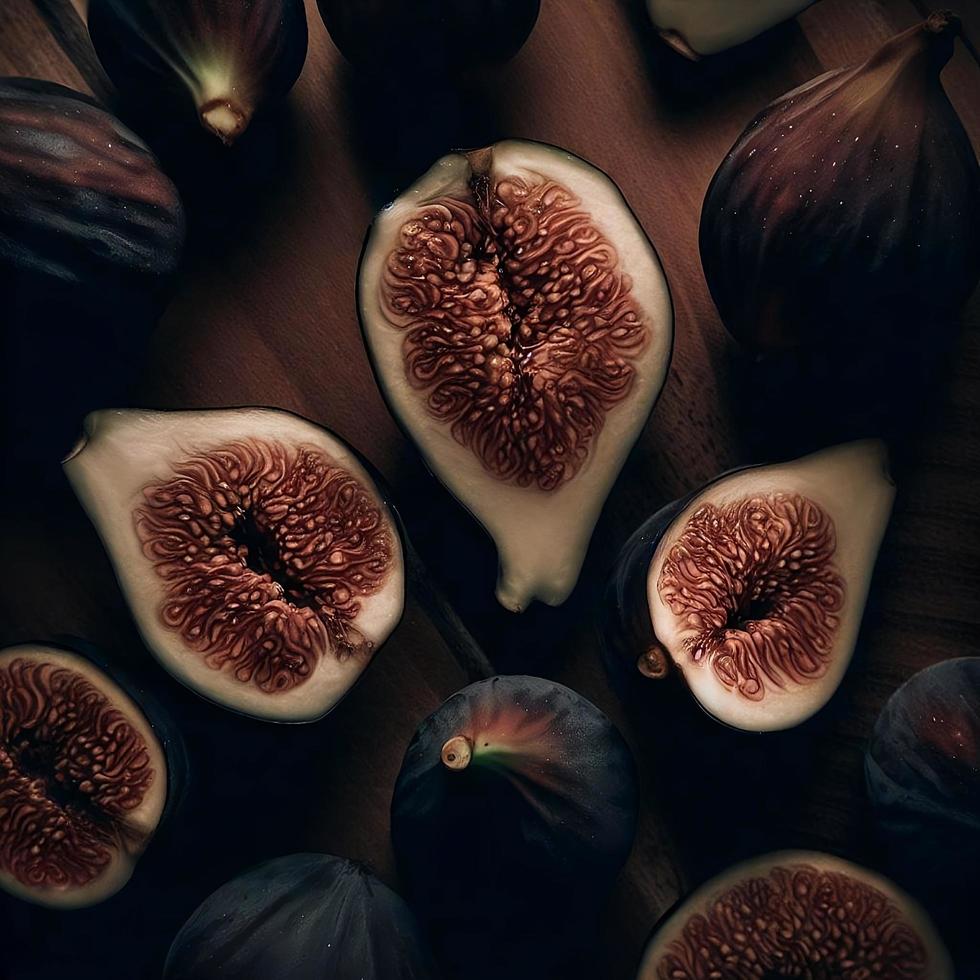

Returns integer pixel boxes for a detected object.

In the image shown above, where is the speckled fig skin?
[700,14,980,350]
[866,658,980,975]
[391,675,637,979]
[164,854,438,980]
[88,0,308,146]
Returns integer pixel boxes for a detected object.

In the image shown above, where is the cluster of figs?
[0,0,978,978]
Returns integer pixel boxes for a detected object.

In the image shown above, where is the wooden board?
[1,1,978,977]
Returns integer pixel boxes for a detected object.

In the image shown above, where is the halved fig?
[391,675,637,977]
[866,657,980,969]
[637,851,952,979]
[63,408,405,723]
[0,644,168,908]
[602,441,895,731]
[359,140,673,613]
[646,0,814,59]
[165,853,437,979]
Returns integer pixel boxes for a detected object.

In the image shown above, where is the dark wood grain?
[1,0,977,977]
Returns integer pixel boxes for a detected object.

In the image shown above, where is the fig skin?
[391,675,637,978]
[164,853,437,979]
[866,657,980,973]
[87,0,308,146]
[700,13,980,351]
[318,0,540,71]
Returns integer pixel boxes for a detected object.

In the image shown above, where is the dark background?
[1,0,978,977]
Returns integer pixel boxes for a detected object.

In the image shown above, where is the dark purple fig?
[63,408,406,723]
[0,77,184,310]
[601,441,894,732]
[164,853,437,979]
[866,657,980,972]
[0,644,175,909]
[700,13,980,350]
[317,0,540,71]
[88,0,308,146]
[391,675,637,978]
[636,851,952,979]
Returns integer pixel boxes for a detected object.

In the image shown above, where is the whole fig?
[700,13,980,350]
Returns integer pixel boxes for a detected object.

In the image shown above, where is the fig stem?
[199,98,250,146]
[637,642,672,681]
[441,735,473,771]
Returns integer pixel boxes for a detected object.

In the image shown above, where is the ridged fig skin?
[392,675,637,978]
[0,78,184,307]
[700,14,980,350]
[88,0,308,145]
[318,0,540,70]
[164,854,437,980]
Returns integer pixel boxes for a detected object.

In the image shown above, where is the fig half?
[0,644,169,908]
[637,851,952,979]
[360,139,673,612]
[603,441,895,731]
[88,0,308,146]
[866,657,980,970]
[63,408,405,722]
[700,14,980,350]
[391,675,637,977]
[647,0,814,59]
[165,853,437,979]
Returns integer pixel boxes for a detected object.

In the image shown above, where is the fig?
[646,0,814,59]
[0,644,169,908]
[0,77,184,310]
[391,675,637,977]
[164,853,436,979]
[87,0,308,146]
[602,440,895,731]
[700,13,980,350]
[637,851,953,979]
[359,139,673,612]
[317,0,540,70]
[866,657,980,970]
[63,408,405,723]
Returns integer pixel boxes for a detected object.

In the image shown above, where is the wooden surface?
[1,1,978,977]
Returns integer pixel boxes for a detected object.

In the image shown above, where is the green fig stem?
[199,98,250,146]
[637,640,672,681]
[441,735,473,771]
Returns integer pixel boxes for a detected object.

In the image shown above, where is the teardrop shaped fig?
[88,0,308,146]
[359,139,673,612]
[602,440,895,731]
[317,0,540,70]
[165,853,437,979]
[647,0,814,59]
[866,657,980,970]
[391,675,637,977]
[700,14,980,350]
[0,77,184,310]
[637,851,952,979]
[63,408,405,723]
[0,644,170,908]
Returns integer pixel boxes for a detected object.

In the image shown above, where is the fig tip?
[199,99,249,146]
[441,735,473,771]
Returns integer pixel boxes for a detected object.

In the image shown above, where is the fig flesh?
[637,851,952,979]
[0,77,184,310]
[0,644,168,908]
[603,440,895,731]
[317,0,540,70]
[360,139,673,612]
[646,0,814,59]
[866,657,980,970]
[391,674,637,977]
[63,408,405,722]
[165,852,437,979]
[700,14,980,350]
[88,0,308,146]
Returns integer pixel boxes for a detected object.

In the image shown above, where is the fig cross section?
[361,140,673,611]
[64,408,405,723]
